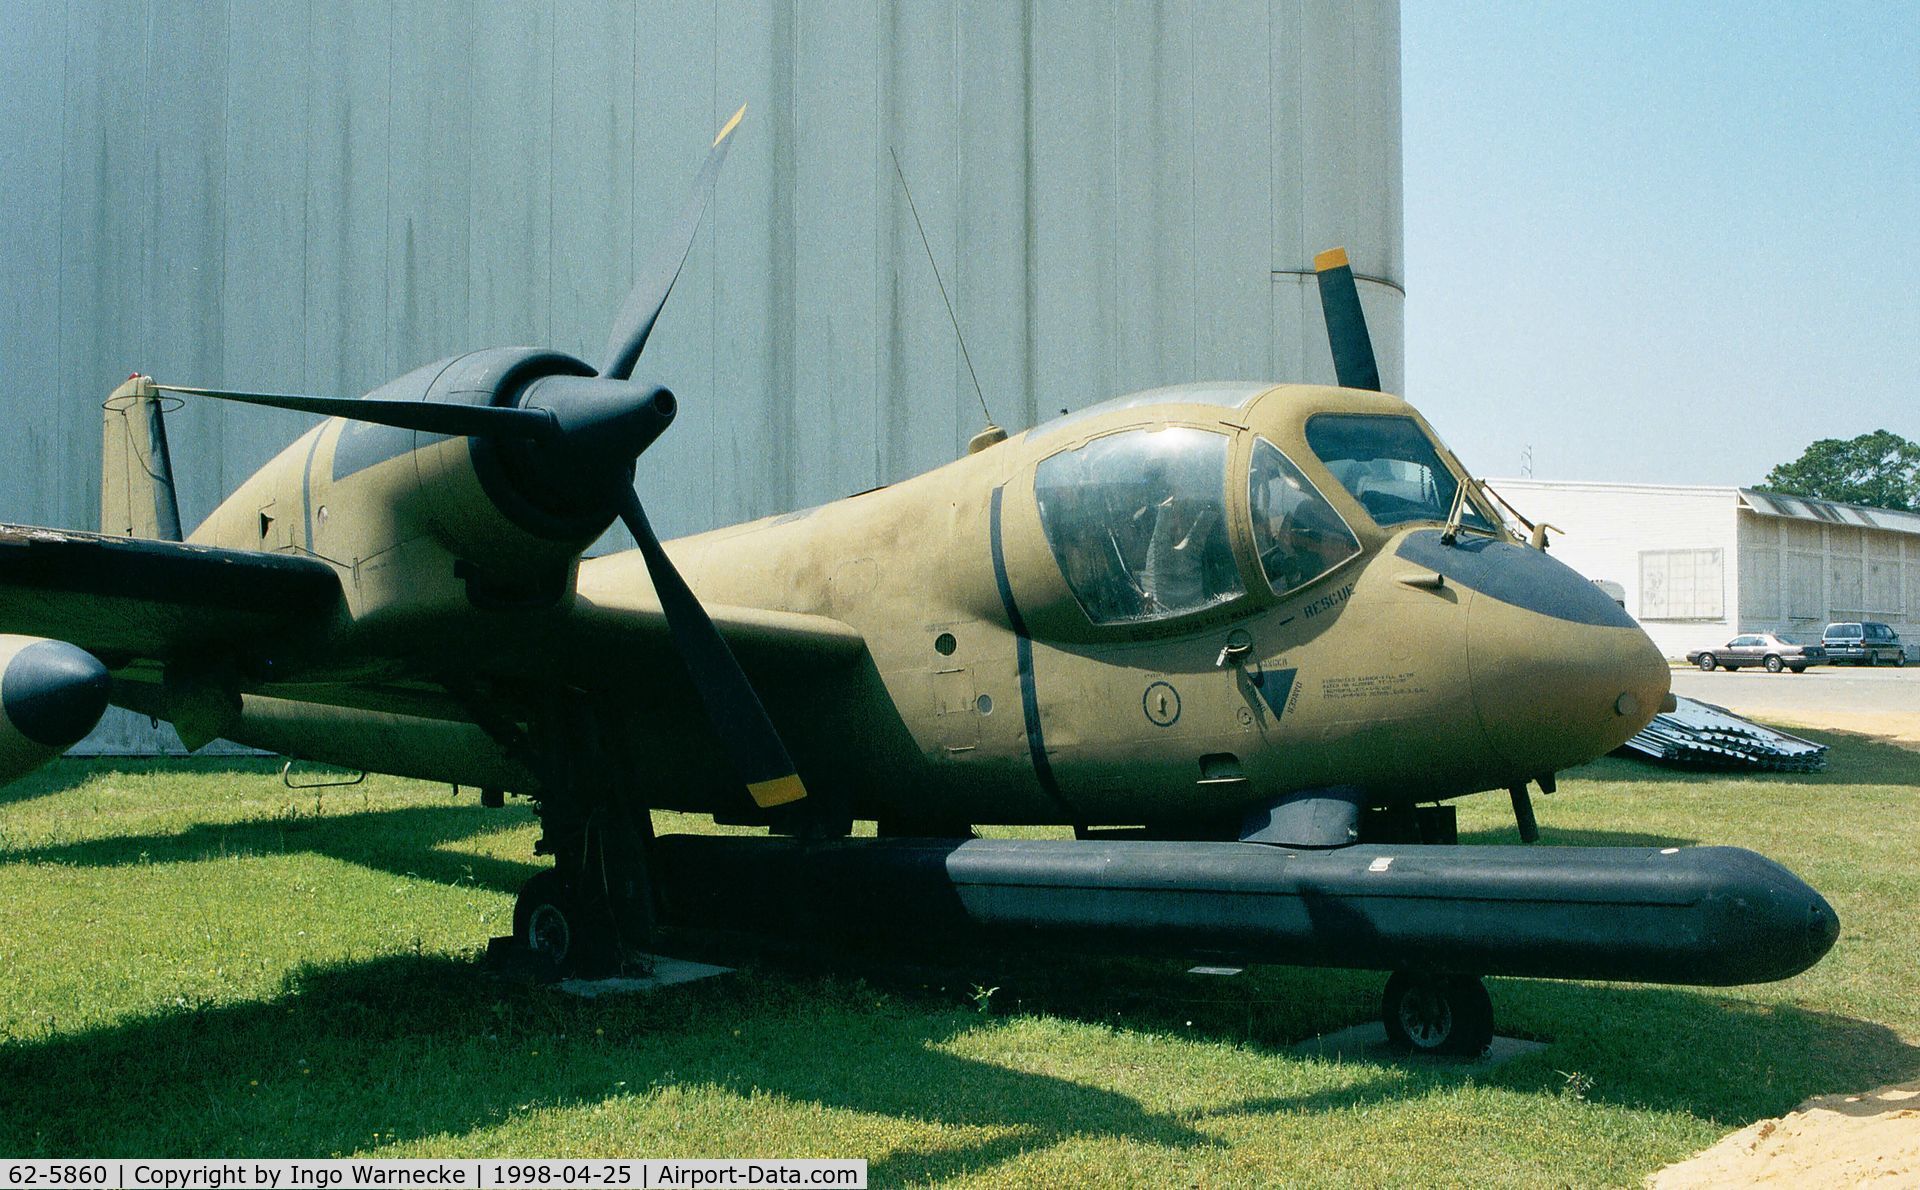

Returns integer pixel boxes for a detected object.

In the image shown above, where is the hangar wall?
[0,0,1403,752]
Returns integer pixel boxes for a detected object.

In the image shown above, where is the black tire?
[1897,653,1907,668]
[1765,655,1784,673]
[1789,665,1806,674]
[513,869,614,977]
[1381,971,1494,1057]
[1696,654,1717,671]
[1866,651,1879,667]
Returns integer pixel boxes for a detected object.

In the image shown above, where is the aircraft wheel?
[1764,655,1784,673]
[514,869,613,977]
[1696,654,1716,671]
[1381,971,1493,1057]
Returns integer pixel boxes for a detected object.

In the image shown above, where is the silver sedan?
[1688,633,1827,674]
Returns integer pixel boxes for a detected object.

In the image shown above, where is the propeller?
[152,385,562,440]
[612,487,805,808]
[1312,246,1381,392]
[166,104,807,813]
[601,105,745,382]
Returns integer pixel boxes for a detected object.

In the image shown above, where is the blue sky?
[1401,2,1918,486]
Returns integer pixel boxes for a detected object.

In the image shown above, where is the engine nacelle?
[357,349,609,569]
[194,347,674,619]
[352,349,673,591]
[0,635,111,784]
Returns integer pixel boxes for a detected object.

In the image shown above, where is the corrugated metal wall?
[1,0,1403,752]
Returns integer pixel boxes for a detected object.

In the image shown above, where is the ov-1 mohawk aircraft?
[0,109,1834,1054]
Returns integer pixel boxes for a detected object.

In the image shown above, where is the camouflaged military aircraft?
[0,108,1834,1054]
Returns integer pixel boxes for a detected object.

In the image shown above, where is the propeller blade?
[155,385,560,441]
[1313,247,1382,392]
[599,104,746,381]
[613,486,807,810]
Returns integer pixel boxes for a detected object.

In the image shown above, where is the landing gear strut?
[496,693,661,979]
[1380,971,1494,1056]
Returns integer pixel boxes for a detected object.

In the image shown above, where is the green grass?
[0,735,1915,1186]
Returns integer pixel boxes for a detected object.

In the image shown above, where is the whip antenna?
[890,147,995,431]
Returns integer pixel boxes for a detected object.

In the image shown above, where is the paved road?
[1671,666,1920,749]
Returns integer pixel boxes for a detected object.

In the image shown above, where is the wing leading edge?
[0,523,342,661]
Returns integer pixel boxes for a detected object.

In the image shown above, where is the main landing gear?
[513,867,615,976]
[493,695,661,979]
[1380,971,1494,1056]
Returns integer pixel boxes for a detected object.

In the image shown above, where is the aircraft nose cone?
[1805,888,1842,968]
[1463,548,1669,776]
[1,637,112,750]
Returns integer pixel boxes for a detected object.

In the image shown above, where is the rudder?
[100,374,183,541]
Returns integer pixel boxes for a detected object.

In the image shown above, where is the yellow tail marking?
[715,104,747,147]
[1313,246,1351,272]
[747,772,807,808]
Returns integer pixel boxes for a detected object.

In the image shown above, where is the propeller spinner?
[165,105,806,812]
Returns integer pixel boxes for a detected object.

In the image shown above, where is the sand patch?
[1727,709,1920,753]
[1648,1080,1920,1187]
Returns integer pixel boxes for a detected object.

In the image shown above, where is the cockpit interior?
[1029,392,1500,629]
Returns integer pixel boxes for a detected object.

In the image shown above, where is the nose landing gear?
[1381,970,1494,1056]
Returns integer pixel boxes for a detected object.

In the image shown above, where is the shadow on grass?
[1483,977,1920,1123]
[658,934,1920,1123]
[0,953,1221,1180]
[2,949,1913,1177]
[2,803,539,895]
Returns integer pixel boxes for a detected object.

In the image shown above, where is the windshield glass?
[1249,437,1361,596]
[1304,413,1497,533]
[1034,427,1245,624]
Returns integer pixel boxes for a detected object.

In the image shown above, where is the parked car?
[1688,633,1826,674]
[1821,621,1906,667]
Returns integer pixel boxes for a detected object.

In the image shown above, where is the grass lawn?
[1,733,1915,1186]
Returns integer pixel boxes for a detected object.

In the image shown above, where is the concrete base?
[1293,1020,1547,1067]
[555,955,733,998]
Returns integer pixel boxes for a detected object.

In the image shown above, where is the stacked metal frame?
[1618,696,1827,772]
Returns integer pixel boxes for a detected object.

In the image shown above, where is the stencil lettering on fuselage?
[1301,582,1355,619]
[1319,672,1430,702]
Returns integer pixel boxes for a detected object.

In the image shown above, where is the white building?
[1488,480,1920,660]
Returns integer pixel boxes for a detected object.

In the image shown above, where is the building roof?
[1737,488,1920,537]
[1487,479,1920,539]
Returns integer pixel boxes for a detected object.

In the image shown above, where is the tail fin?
[101,374,183,541]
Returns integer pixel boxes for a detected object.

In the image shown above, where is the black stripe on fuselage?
[988,485,1074,819]
[1395,530,1640,629]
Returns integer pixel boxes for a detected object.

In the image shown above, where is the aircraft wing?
[540,586,870,680]
[0,523,342,661]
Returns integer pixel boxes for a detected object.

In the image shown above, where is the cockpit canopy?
[1305,413,1497,536]
[1033,425,1363,626]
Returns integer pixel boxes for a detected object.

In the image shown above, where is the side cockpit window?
[1035,428,1244,624]
[1249,438,1361,597]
